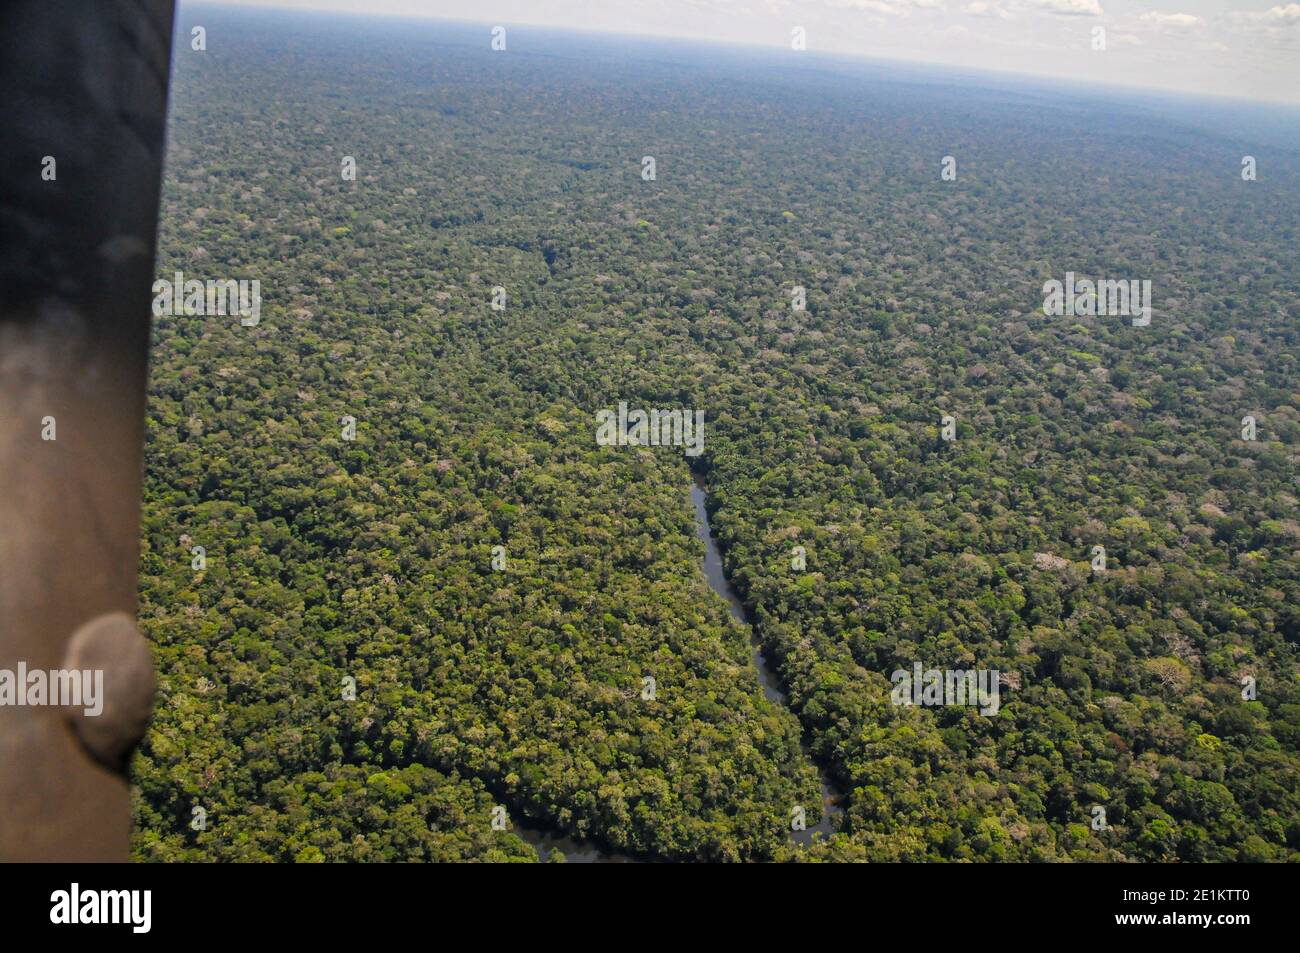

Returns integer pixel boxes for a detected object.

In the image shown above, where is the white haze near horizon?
[203,0,1300,106]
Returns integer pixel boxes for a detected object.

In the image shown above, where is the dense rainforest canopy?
[131,7,1300,862]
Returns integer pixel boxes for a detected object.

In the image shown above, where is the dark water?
[510,817,638,863]
[690,472,844,845]
[690,473,785,703]
[510,473,843,861]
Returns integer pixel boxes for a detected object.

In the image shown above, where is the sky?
[205,0,1300,104]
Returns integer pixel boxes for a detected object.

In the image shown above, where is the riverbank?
[689,471,844,845]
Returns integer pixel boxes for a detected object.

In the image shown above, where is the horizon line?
[192,0,1300,111]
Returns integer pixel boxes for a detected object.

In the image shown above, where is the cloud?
[1227,4,1300,32]
[964,1,1013,19]
[822,0,945,15]
[1024,0,1104,16]
[1139,12,1203,29]
[1255,3,1300,21]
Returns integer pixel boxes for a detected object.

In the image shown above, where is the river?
[510,818,638,863]
[689,471,844,847]
[510,473,842,861]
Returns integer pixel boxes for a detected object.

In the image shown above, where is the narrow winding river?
[512,475,842,861]
[690,472,844,847]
